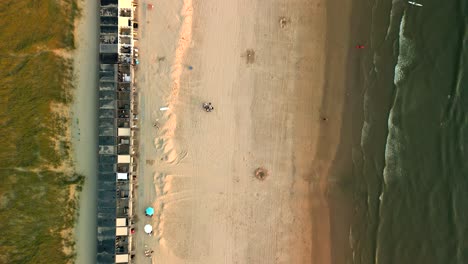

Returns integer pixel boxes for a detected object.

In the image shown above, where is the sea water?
[351,0,468,263]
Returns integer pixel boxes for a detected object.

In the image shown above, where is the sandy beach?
[134,0,352,263]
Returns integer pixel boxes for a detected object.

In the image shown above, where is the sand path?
[134,0,350,263]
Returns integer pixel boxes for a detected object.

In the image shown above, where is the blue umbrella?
[145,207,154,216]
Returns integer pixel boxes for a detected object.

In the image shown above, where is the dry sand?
[134,0,352,263]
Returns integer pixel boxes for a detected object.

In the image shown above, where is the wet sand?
[72,0,99,262]
[134,0,353,263]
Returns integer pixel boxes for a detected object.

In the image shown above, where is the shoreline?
[322,0,374,262]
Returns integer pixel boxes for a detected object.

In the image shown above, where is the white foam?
[394,11,417,85]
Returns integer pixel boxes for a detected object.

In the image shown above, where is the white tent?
[116,173,128,180]
[144,224,153,234]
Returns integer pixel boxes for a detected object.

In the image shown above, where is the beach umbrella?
[145,207,154,216]
[144,224,153,234]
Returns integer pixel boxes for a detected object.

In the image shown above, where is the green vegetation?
[0,0,79,52]
[0,0,83,263]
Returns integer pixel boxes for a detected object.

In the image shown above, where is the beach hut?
[145,207,154,216]
[144,224,153,234]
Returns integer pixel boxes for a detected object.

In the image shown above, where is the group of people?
[144,249,154,257]
[203,102,214,112]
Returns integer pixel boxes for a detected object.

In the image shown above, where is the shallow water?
[72,0,99,263]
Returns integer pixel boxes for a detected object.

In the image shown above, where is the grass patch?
[0,0,83,263]
[0,170,84,263]
[0,0,80,52]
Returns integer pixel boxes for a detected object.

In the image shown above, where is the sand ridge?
[156,0,193,164]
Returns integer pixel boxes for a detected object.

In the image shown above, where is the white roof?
[118,128,131,136]
[116,218,127,227]
[119,0,133,9]
[116,173,128,180]
[117,155,131,163]
[119,17,132,28]
[116,227,128,236]
[115,254,129,263]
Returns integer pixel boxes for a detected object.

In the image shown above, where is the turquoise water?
[350,0,468,263]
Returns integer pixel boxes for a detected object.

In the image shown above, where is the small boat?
[408,1,423,6]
